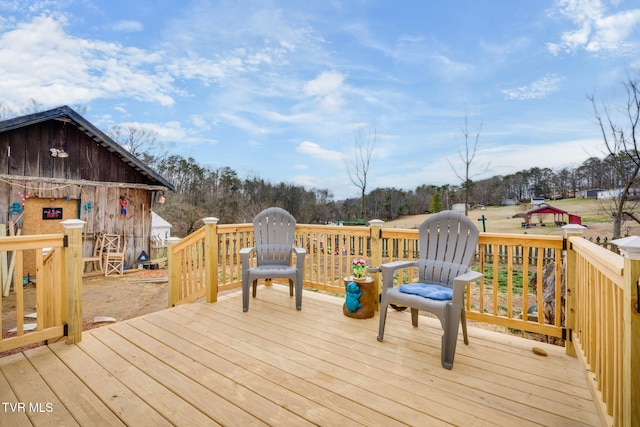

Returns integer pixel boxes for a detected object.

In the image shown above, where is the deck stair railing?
[565,229,639,427]
[0,219,84,354]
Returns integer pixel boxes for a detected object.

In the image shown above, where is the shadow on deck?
[0,285,600,426]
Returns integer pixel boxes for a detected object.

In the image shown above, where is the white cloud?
[218,112,269,135]
[117,119,216,146]
[502,74,564,100]
[296,141,343,162]
[431,54,473,78]
[111,20,143,33]
[0,15,176,107]
[291,174,325,190]
[476,137,603,176]
[190,115,210,130]
[303,71,346,110]
[365,136,604,194]
[548,0,640,54]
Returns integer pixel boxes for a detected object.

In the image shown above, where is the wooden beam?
[0,224,7,296]
[0,174,169,192]
[61,219,85,344]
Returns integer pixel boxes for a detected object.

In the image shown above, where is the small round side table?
[342,276,375,319]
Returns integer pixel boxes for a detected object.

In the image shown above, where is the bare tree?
[0,102,16,121]
[345,127,377,219]
[108,124,165,164]
[590,73,640,239]
[447,110,488,215]
[21,99,44,115]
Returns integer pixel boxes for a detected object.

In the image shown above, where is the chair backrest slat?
[418,211,479,287]
[253,207,296,266]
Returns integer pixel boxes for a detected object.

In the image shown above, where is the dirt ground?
[1,268,169,355]
[79,268,169,324]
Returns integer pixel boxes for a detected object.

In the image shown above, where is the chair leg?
[441,302,462,369]
[294,279,302,310]
[411,308,419,327]
[252,280,258,297]
[288,279,294,297]
[377,299,390,341]
[461,307,469,345]
[242,277,250,312]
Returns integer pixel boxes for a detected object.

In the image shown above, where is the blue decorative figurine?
[345,281,362,312]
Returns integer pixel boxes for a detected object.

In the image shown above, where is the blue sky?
[1,1,639,200]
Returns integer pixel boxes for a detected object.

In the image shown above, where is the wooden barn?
[0,106,175,276]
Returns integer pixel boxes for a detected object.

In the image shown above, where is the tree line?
[146,152,636,237]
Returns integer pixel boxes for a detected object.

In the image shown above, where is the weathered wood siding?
[1,120,156,184]
[0,119,161,266]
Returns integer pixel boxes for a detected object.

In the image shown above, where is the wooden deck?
[0,285,601,426]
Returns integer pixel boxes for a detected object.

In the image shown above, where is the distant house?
[597,188,640,200]
[452,203,467,213]
[0,106,175,273]
[576,188,603,198]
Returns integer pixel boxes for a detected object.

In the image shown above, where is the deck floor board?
[1,285,602,426]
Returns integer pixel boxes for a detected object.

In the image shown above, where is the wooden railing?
[169,219,565,336]
[167,217,639,425]
[379,230,566,337]
[167,226,207,306]
[566,233,639,427]
[0,220,85,354]
[295,224,372,294]
[167,220,253,306]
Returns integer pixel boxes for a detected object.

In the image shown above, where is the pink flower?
[351,259,367,278]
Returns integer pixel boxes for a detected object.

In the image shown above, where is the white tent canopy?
[151,211,172,246]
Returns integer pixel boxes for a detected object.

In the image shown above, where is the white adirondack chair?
[377,210,483,369]
[240,207,306,312]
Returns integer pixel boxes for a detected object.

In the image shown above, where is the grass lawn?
[384,198,637,240]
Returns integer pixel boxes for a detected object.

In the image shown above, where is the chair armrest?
[454,270,483,284]
[380,260,418,290]
[452,270,483,305]
[239,247,255,266]
[293,247,306,269]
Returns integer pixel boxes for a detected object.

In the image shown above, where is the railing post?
[61,219,85,344]
[167,237,181,307]
[611,236,640,427]
[562,224,586,357]
[369,219,384,311]
[203,217,220,303]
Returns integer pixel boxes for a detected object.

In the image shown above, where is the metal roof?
[0,106,175,190]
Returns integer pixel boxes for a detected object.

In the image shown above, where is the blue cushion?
[399,283,453,301]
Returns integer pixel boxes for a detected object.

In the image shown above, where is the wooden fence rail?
[566,233,639,427]
[0,220,85,353]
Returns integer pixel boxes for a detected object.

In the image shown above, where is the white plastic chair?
[377,210,483,369]
[239,207,306,312]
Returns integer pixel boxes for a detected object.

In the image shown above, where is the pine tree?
[429,192,443,213]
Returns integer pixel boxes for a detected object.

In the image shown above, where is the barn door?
[21,198,80,277]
